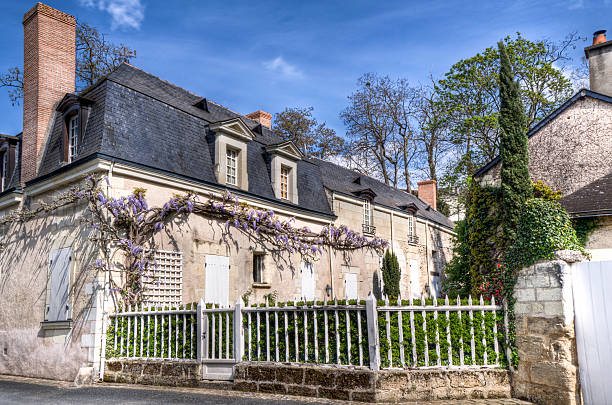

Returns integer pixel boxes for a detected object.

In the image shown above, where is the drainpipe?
[425,222,431,297]
[390,211,394,253]
[98,161,114,380]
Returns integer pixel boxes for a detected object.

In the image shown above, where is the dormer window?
[56,94,93,164]
[265,141,303,204]
[68,115,79,162]
[226,148,238,186]
[0,150,7,192]
[280,166,290,200]
[209,118,254,191]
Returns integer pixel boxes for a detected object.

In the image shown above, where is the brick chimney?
[585,30,612,97]
[22,3,76,184]
[417,180,437,211]
[246,110,272,129]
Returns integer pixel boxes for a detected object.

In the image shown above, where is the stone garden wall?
[105,359,511,402]
[512,253,583,405]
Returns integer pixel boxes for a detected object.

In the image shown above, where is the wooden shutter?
[47,247,71,321]
[205,255,230,306]
[409,259,420,298]
[344,273,358,300]
[301,261,315,301]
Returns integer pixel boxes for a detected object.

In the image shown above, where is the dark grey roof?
[474,89,612,178]
[312,158,454,229]
[31,63,450,227]
[559,171,612,216]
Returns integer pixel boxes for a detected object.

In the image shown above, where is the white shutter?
[205,255,230,306]
[344,273,358,300]
[48,247,71,321]
[301,261,315,301]
[409,259,420,299]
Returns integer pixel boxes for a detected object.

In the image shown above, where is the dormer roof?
[265,140,303,161]
[209,117,255,142]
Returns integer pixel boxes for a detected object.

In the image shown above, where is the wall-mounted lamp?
[325,284,332,297]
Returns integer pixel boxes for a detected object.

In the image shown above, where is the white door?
[344,273,358,300]
[410,259,420,298]
[47,247,71,321]
[572,261,612,404]
[301,261,315,301]
[205,255,229,306]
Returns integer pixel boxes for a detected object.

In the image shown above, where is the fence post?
[234,299,244,362]
[197,299,205,361]
[365,293,380,371]
[503,299,514,372]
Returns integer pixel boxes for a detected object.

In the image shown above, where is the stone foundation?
[105,360,511,402]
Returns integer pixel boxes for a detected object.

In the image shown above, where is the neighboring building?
[475,30,612,260]
[0,4,454,381]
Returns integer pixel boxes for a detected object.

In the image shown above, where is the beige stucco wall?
[479,96,612,196]
[584,216,612,261]
[0,185,104,381]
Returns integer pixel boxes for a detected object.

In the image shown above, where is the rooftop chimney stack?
[246,110,272,129]
[585,29,612,97]
[417,180,437,211]
[22,3,76,184]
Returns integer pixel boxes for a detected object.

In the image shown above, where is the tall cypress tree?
[498,42,532,245]
[382,250,401,298]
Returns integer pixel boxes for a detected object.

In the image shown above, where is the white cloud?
[263,57,304,79]
[79,0,145,30]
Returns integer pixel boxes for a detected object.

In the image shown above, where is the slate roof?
[314,158,455,228]
[28,63,452,227]
[474,89,612,178]
[559,171,612,216]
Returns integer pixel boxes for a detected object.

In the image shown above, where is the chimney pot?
[246,110,272,129]
[593,30,607,45]
[417,180,437,211]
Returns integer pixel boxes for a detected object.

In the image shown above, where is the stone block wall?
[512,254,582,405]
[234,362,511,402]
[104,359,203,387]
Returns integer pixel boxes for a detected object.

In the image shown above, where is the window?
[142,250,183,306]
[68,115,79,162]
[46,247,71,322]
[253,253,264,283]
[280,166,289,200]
[226,148,238,186]
[407,214,418,244]
[363,199,375,234]
[0,151,7,192]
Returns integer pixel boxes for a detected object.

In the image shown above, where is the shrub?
[442,219,472,297]
[532,180,561,201]
[504,198,584,272]
[382,250,400,298]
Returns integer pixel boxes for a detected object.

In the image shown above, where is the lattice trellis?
[142,250,183,306]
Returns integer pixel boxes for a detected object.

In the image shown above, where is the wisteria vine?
[0,175,388,305]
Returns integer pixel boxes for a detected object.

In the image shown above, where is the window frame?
[67,114,79,163]
[226,147,238,186]
[253,253,265,283]
[280,165,290,200]
[0,151,7,192]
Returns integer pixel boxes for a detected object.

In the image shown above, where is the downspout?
[98,161,114,380]
[328,191,335,299]
[425,222,431,297]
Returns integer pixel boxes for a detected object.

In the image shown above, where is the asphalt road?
[0,378,335,405]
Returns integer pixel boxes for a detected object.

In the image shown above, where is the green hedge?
[105,303,198,359]
[243,300,369,366]
[378,299,506,368]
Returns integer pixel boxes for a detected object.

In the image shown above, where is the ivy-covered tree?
[382,250,401,298]
[498,41,532,245]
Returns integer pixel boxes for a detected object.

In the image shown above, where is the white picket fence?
[106,293,509,377]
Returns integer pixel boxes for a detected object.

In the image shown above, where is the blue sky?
[0,0,610,136]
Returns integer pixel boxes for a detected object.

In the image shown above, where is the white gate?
[572,261,612,405]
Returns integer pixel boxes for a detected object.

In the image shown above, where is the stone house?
[475,30,612,261]
[0,3,454,381]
